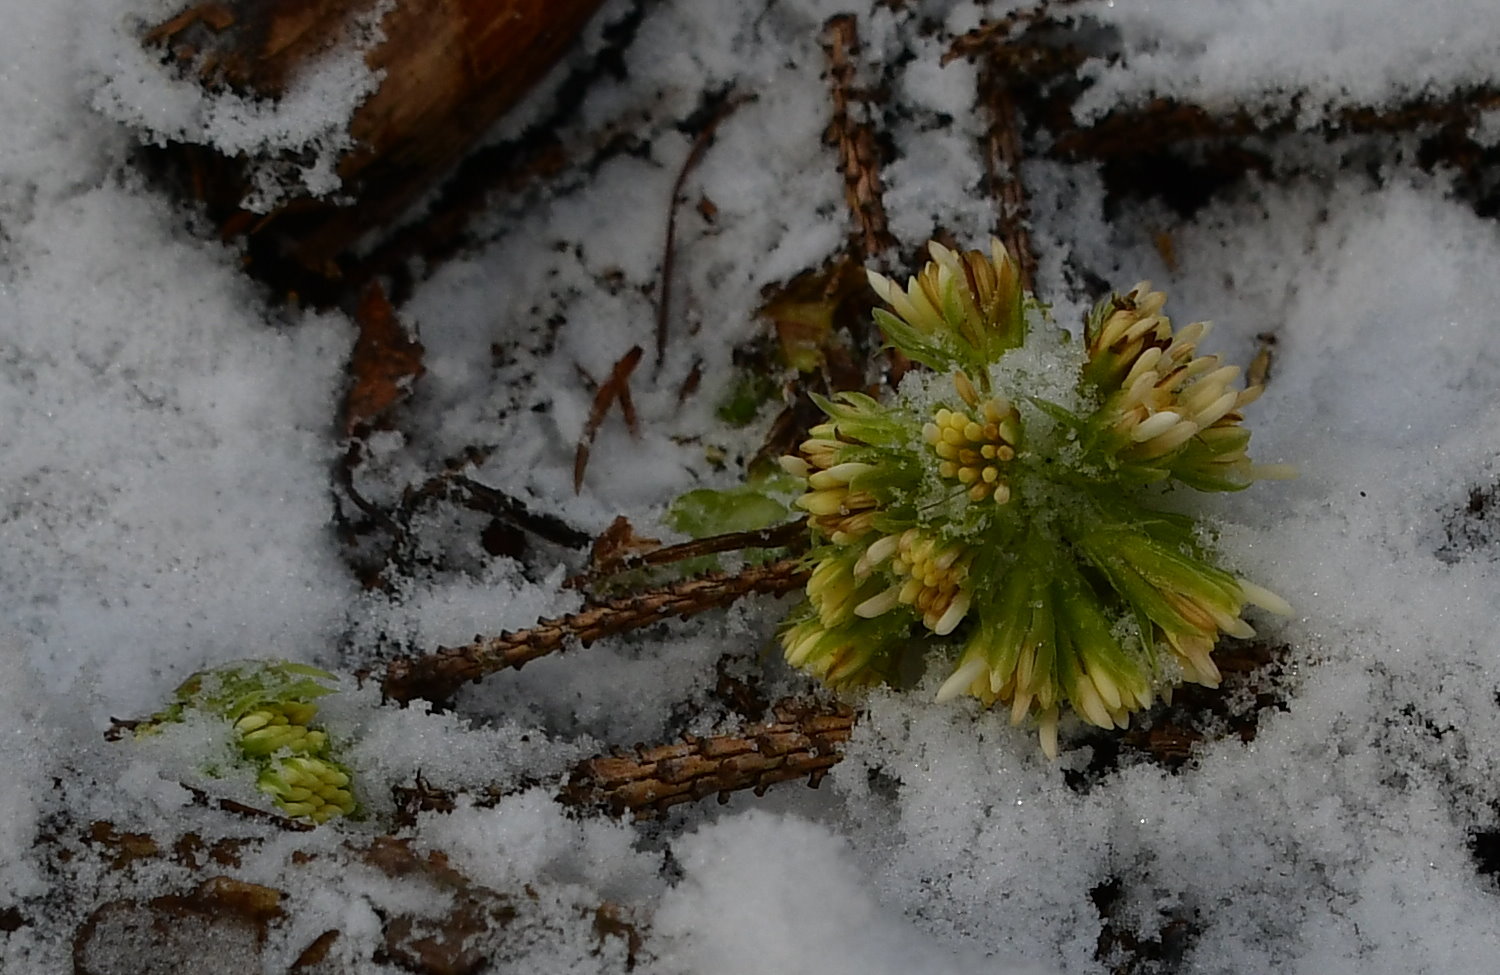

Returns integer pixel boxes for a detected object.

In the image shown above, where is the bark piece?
[344,281,425,433]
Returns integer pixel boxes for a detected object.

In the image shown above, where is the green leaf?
[1025,396,1085,431]
[668,477,799,538]
[716,373,779,427]
[171,661,338,722]
[872,309,958,372]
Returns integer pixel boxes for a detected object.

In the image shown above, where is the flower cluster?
[140,661,357,823]
[780,240,1292,756]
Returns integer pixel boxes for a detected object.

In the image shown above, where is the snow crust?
[1071,0,1500,121]
[6,0,1500,972]
[85,0,386,208]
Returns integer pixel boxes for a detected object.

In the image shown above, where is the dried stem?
[657,91,752,367]
[382,558,809,704]
[566,518,809,589]
[822,14,895,263]
[394,698,855,821]
[1051,90,1500,162]
[573,345,644,493]
[561,697,855,817]
[445,475,593,549]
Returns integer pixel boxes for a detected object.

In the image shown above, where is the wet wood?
[149,0,608,281]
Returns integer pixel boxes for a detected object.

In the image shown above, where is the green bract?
[141,660,358,823]
[781,240,1293,756]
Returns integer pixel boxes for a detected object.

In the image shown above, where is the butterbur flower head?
[257,755,357,823]
[234,706,330,757]
[779,240,1292,756]
[866,239,1027,379]
[138,660,358,822]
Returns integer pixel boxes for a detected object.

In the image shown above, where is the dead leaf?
[1152,229,1179,271]
[86,821,161,870]
[1249,331,1277,388]
[142,3,236,46]
[588,516,662,576]
[290,929,341,970]
[760,255,871,374]
[74,877,284,975]
[573,346,644,493]
[364,837,519,975]
[344,281,425,434]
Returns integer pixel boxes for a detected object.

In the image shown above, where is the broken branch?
[567,517,809,589]
[561,697,856,818]
[381,558,809,705]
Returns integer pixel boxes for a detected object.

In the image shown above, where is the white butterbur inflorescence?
[778,240,1292,756]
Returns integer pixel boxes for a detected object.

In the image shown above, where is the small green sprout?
[141,661,357,823]
[779,240,1293,756]
[716,372,780,427]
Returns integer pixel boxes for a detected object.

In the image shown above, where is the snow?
[652,810,1021,975]
[1073,0,1500,121]
[6,0,1500,972]
[85,0,387,208]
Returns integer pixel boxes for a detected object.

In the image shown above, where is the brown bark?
[149,0,607,280]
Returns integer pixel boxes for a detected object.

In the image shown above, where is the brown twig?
[335,457,591,590]
[573,345,644,493]
[657,92,752,367]
[566,517,809,589]
[181,784,316,832]
[676,358,703,404]
[560,697,856,818]
[446,475,593,549]
[943,0,1090,65]
[822,14,895,263]
[382,558,810,705]
[1050,90,1500,162]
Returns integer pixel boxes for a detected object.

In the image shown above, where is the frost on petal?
[1239,579,1293,615]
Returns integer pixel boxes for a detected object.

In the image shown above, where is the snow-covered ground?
[6,0,1500,971]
